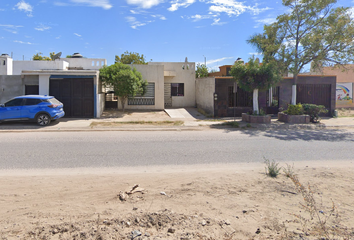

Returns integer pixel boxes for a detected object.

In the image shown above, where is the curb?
[0,123,353,133]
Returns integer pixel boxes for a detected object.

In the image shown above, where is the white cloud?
[254,17,276,28]
[74,33,82,37]
[151,14,167,20]
[211,18,227,25]
[15,1,33,17]
[206,0,270,17]
[70,0,112,9]
[0,9,5,11]
[14,40,33,44]
[206,56,234,65]
[126,16,151,29]
[0,24,23,34]
[126,0,163,9]
[249,52,262,56]
[35,24,52,31]
[168,0,196,11]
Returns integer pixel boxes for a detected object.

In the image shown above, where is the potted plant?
[278,103,310,123]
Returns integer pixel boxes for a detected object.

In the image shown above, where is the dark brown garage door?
[297,84,331,111]
[49,78,94,118]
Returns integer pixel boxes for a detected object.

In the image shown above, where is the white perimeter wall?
[196,77,215,116]
[62,58,106,70]
[13,61,69,75]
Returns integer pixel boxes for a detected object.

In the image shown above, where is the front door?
[164,83,172,108]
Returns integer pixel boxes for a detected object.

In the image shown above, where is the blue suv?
[0,95,65,126]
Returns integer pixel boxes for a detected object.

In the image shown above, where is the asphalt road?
[0,129,353,170]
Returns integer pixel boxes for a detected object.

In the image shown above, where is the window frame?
[171,83,184,97]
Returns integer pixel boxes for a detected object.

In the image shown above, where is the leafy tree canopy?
[115,51,148,64]
[230,57,281,92]
[248,0,354,104]
[195,64,209,78]
[99,62,147,111]
[33,52,52,61]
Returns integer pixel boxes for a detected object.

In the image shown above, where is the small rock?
[133,207,138,211]
[201,220,206,226]
[255,228,261,234]
[160,192,167,195]
[131,230,142,239]
[242,210,247,214]
[224,220,231,225]
[126,221,131,226]
[135,217,140,223]
[168,228,175,233]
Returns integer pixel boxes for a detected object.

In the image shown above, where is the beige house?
[108,61,196,110]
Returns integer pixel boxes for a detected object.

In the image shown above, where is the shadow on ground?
[210,124,354,142]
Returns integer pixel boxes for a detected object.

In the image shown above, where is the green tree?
[115,51,148,64]
[195,64,209,78]
[249,0,354,105]
[32,52,51,61]
[230,57,282,114]
[99,63,147,112]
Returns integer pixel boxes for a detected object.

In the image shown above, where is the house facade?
[105,61,196,111]
[196,65,336,117]
[0,53,106,118]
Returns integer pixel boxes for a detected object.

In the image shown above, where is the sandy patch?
[0,161,353,239]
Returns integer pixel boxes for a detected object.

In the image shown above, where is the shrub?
[264,157,281,178]
[302,104,328,123]
[284,103,304,115]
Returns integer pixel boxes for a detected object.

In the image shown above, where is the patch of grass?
[90,121,184,127]
[222,121,239,128]
[264,157,281,178]
[283,163,295,178]
[246,123,252,128]
[288,173,348,239]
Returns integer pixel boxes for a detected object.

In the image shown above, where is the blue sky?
[0,0,353,71]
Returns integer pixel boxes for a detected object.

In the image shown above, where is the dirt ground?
[1,161,354,240]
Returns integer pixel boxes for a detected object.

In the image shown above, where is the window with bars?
[128,83,155,105]
[171,83,184,96]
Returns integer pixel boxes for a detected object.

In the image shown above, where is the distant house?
[196,63,336,117]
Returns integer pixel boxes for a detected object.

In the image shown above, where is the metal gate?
[164,83,172,108]
[297,84,331,110]
[49,77,94,118]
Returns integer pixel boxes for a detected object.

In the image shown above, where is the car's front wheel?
[36,113,51,126]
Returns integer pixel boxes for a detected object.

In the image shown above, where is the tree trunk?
[253,89,259,114]
[120,97,127,112]
[268,88,273,107]
[291,74,298,105]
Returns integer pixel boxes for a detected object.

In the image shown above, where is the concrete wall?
[150,62,196,108]
[0,75,39,103]
[13,61,69,75]
[0,57,13,75]
[62,58,106,70]
[120,64,165,110]
[196,77,215,116]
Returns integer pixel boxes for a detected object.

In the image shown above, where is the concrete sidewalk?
[0,108,353,132]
